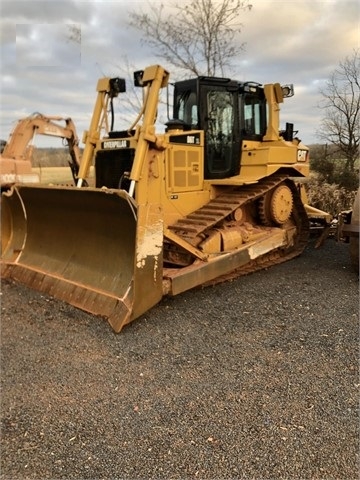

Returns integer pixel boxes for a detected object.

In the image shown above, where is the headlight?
[297,149,308,162]
[281,84,294,98]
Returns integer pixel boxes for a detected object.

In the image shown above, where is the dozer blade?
[1,185,164,332]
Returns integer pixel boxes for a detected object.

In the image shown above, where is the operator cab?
[173,77,267,179]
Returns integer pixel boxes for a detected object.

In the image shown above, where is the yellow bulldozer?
[1,65,332,332]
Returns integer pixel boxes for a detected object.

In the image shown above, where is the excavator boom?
[0,113,82,188]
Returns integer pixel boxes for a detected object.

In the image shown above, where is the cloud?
[0,0,358,146]
[238,0,358,81]
[1,0,88,23]
[16,24,81,66]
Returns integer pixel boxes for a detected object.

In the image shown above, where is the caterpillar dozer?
[2,65,315,332]
[0,113,82,189]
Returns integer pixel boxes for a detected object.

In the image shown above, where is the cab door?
[199,81,241,179]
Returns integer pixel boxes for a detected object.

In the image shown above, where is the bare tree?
[317,50,360,175]
[128,0,252,77]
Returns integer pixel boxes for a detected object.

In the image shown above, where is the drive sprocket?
[258,183,293,226]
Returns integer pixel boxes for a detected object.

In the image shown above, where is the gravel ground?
[1,238,359,480]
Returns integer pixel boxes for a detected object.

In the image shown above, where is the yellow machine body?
[2,65,314,332]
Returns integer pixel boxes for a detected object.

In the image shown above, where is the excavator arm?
[1,113,82,187]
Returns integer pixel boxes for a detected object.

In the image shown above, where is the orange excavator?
[0,113,81,189]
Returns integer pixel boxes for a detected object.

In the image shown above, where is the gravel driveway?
[1,238,359,480]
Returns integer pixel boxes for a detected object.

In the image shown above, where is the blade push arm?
[77,77,126,187]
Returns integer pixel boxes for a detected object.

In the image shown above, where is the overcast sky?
[0,0,358,147]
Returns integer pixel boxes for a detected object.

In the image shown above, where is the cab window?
[242,94,266,139]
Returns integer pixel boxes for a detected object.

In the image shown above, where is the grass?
[305,175,357,217]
